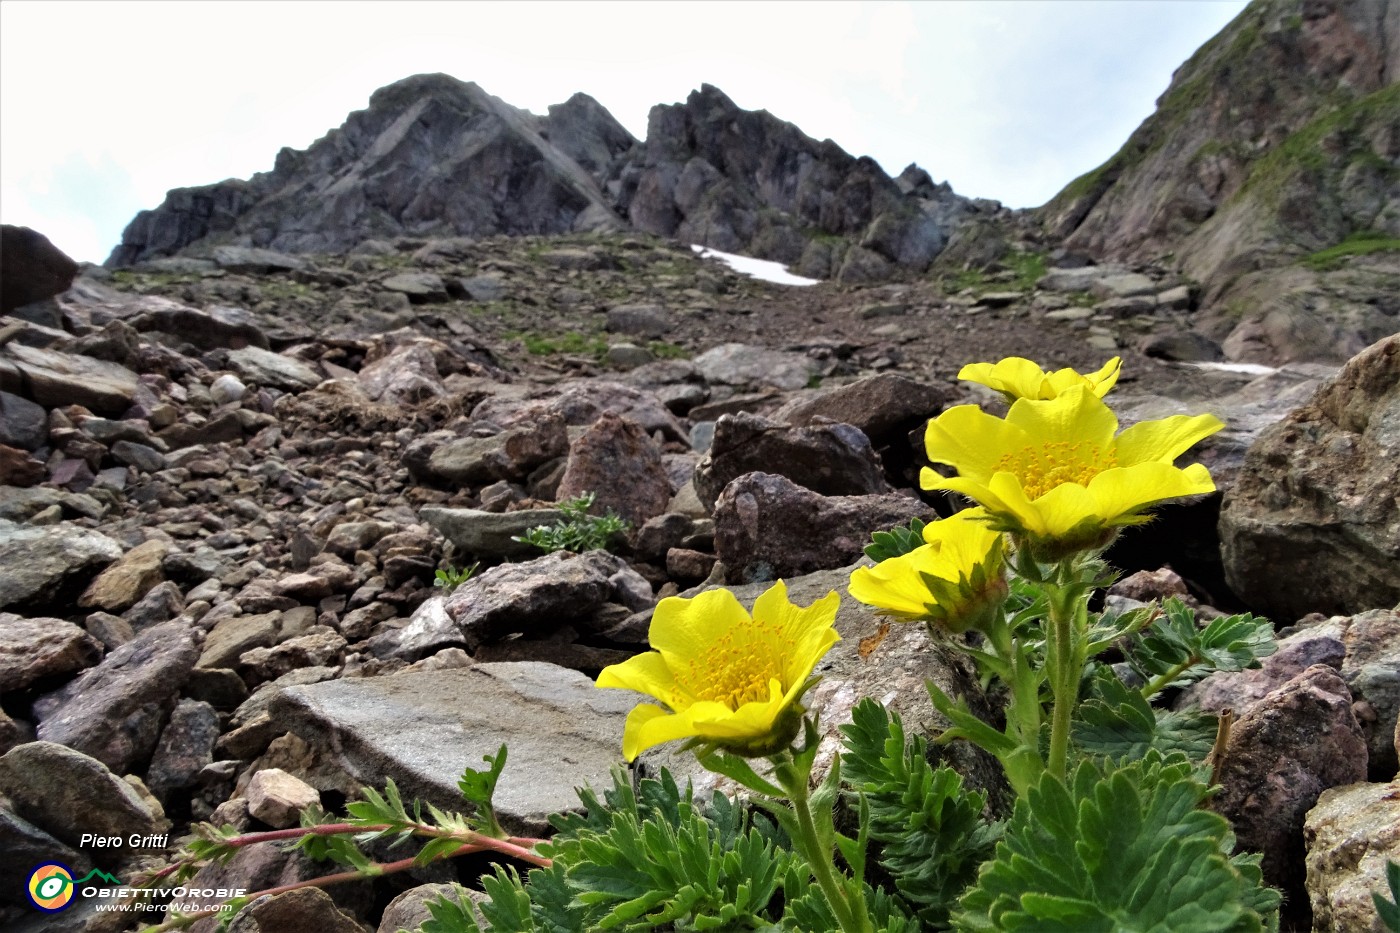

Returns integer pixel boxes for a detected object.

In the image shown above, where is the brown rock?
[1304,779,1400,933]
[556,411,671,526]
[773,372,953,446]
[1210,664,1368,922]
[693,411,893,513]
[247,768,322,829]
[713,472,932,584]
[1220,335,1400,620]
[0,613,103,691]
[0,443,44,486]
[78,538,168,611]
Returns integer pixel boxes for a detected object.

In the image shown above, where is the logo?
[27,863,74,912]
[26,865,122,913]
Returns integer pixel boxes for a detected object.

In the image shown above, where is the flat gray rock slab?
[272,662,639,836]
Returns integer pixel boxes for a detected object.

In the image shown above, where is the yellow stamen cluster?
[997,442,1118,500]
[685,625,793,708]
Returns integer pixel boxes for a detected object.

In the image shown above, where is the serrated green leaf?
[955,753,1277,932]
[1127,598,1277,695]
[1073,668,1217,763]
[412,884,484,933]
[458,744,508,839]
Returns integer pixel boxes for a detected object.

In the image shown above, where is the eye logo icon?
[27,863,75,912]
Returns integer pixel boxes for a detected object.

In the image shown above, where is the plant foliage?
[840,698,1002,928]
[513,492,629,554]
[954,752,1280,932]
[435,563,480,593]
[865,517,928,562]
[1124,598,1276,693]
[1377,859,1400,933]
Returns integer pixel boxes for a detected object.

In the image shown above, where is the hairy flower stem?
[1044,565,1091,779]
[773,756,874,933]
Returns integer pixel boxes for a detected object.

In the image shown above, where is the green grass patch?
[510,330,609,357]
[1303,230,1400,270]
[647,341,691,360]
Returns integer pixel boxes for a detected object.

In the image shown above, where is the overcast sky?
[1,0,1248,265]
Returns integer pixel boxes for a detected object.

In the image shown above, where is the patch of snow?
[1187,361,1279,376]
[691,245,820,286]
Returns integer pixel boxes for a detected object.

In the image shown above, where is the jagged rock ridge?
[1038,0,1400,364]
[109,77,980,282]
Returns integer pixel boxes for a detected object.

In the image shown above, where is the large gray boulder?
[271,662,640,836]
[1220,335,1400,621]
[0,520,122,611]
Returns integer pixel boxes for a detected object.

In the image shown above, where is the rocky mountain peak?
[1037,0,1399,365]
[107,77,980,284]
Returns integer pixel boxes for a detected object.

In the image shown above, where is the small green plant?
[647,340,691,360]
[1303,230,1400,270]
[1377,859,1400,933]
[513,492,629,554]
[865,517,928,562]
[511,331,609,358]
[434,563,480,593]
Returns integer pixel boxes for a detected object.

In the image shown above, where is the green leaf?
[1073,668,1217,763]
[839,698,1001,928]
[954,753,1278,932]
[1377,859,1400,932]
[864,517,927,562]
[1126,598,1276,695]
[412,884,486,933]
[458,744,509,839]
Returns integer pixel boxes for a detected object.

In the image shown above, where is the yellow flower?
[920,385,1223,560]
[959,356,1122,402]
[596,581,840,761]
[849,509,1007,633]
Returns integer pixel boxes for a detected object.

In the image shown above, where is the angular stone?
[77,538,168,611]
[556,411,672,526]
[224,886,368,933]
[34,621,200,773]
[0,342,138,413]
[199,611,310,670]
[713,472,933,584]
[211,245,306,274]
[146,698,221,800]
[357,341,445,406]
[1276,609,1400,781]
[0,519,122,610]
[1221,335,1400,620]
[0,613,103,691]
[375,551,629,659]
[0,443,44,486]
[606,303,671,338]
[1304,779,1400,933]
[247,768,322,829]
[773,373,953,447]
[1210,665,1367,902]
[382,271,449,303]
[0,389,47,450]
[1090,271,1156,298]
[226,346,322,391]
[0,808,94,900]
[0,741,168,863]
[378,883,481,933]
[272,662,640,835]
[692,343,817,392]
[324,520,398,557]
[420,507,566,559]
[693,411,892,513]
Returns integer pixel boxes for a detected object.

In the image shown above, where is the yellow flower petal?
[596,581,841,759]
[920,376,1223,559]
[924,404,1030,480]
[959,356,1122,401]
[1115,413,1224,466]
